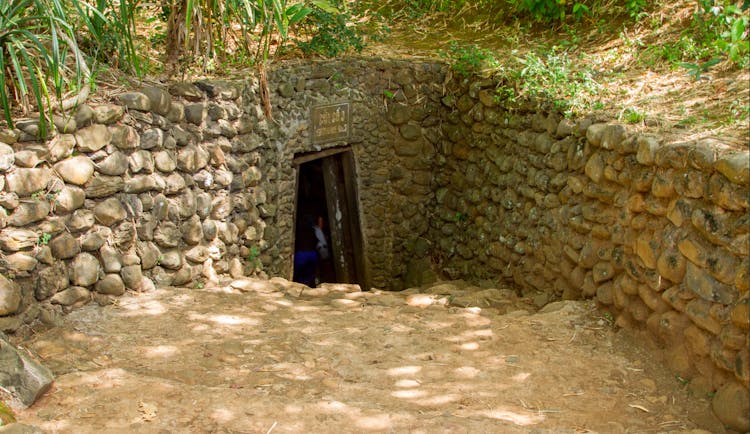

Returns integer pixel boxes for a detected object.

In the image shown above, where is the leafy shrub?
[691,0,749,66]
[440,42,499,77]
[296,1,365,57]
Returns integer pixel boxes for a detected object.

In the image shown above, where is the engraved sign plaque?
[311,102,350,144]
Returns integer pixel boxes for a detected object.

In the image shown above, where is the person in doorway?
[293,214,328,287]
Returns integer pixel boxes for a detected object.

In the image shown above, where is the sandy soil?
[13,278,721,433]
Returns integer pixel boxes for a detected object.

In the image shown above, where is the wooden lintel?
[292,146,350,166]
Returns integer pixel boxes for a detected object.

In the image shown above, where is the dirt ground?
[13,278,722,433]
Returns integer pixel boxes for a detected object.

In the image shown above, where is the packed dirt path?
[15,278,719,433]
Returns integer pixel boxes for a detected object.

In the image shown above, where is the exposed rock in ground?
[0,334,53,408]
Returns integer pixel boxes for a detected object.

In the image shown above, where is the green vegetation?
[440,42,499,77]
[623,107,646,124]
[0,0,747,137]
[296,1,366,57]
[246,246,262,272]
[38,232,51,246]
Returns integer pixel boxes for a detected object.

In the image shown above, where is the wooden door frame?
[291,147,368,288]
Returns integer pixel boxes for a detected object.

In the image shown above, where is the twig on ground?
[265,421,278,434]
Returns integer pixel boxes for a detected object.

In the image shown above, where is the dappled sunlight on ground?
[15,278,713,432]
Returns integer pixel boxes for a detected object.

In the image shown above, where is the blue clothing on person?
[293,250,318,287]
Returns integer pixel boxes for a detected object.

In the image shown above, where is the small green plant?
[625,0,647,19]
[195,281,204,289]
[679,58,723,80]
[37,232,51,246]
[507,48,602,116]
[383,89,396,99]
[440,41,499,77]
[246,246,261,271]
[603,311,614,325]
[156,255,164,265]
[623,107,646,124]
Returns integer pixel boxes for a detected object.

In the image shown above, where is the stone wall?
[0,58,447,332]
[262,59,446,289]
[0,58,747,430]
[431,76,749,431]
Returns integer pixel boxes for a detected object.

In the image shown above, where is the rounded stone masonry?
[0,60,744,430]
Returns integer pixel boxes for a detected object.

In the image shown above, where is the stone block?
[684,261,736,304]
[50,286,90,306]
[707,172,749,211]
[736,258,749,292]
[651,170,675,198]
[0,275,21,316]
[719,324,746,351]
[673,169,705,199]
[45,134,75,163]
[140,128,164,151]
[730,300,749,330]
[585,123,607,147]
[95,274,125,296]
[141,86,171,115]
[656,248,686,284]
[662,285,694,312]
[635,237,659,269]
[684,325,712,356]
[8,201,50,227]
[110,126,141,153]
[93,104,124,124]
[74,124,111,152]
[600,124,627,150]
[4,169,50,196]
[666,198,693,227]
[117,92,150,111]
[584,152,605,183]
[638,283,669,313]
[54,155,94,186]
[66,209,95,233]
[177,144,209,173]
[93,197,127,226]
[48,232,80,259]
[129,150,155,174]
[0,334,54,408]
[0,143,14,172]
[685,298,721,335]
[657,310,691,344]
[69,252,100,286]
[185,103,206,125]
[636,135,659,165]
[85,175,124,199]
[714,151,750,185]
[96,152,129,176]
[120,265,143,290]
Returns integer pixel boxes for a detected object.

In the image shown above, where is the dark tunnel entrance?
[292,147,366,288]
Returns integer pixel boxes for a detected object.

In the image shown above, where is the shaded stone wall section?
[432,77,749,431]
[260,59,447,289]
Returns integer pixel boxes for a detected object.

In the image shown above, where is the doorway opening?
[293,147,366,288]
